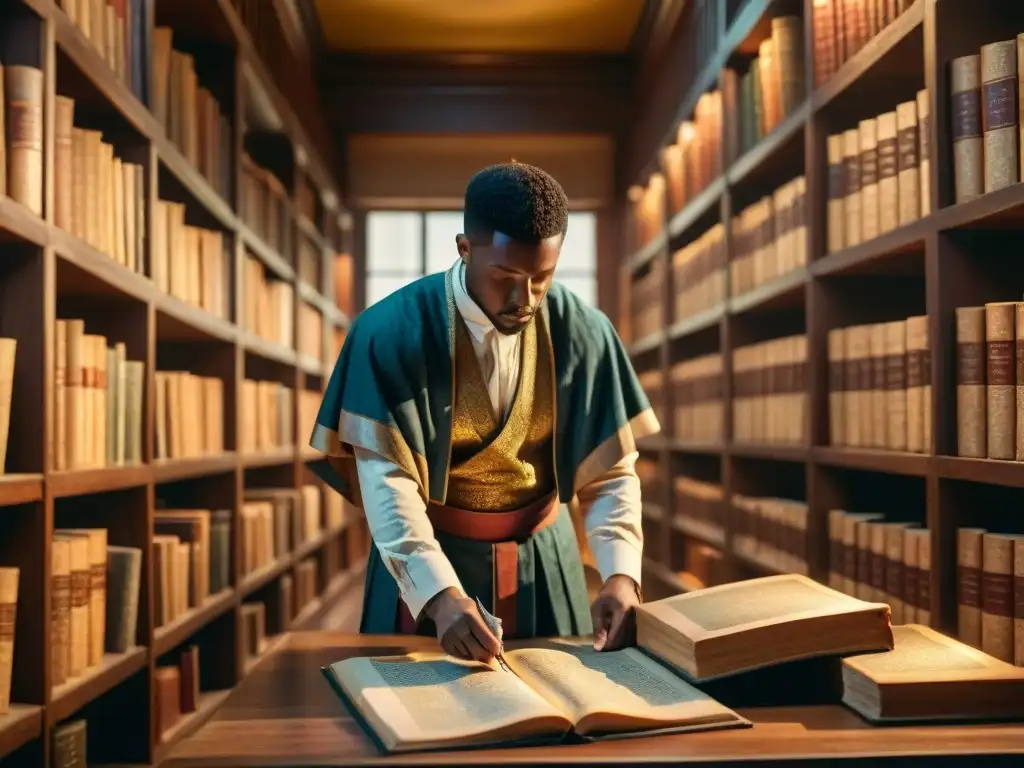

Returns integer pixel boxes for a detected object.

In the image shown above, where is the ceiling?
[313,0,648,53]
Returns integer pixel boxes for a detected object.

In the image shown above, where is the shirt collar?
[452,260,520,353]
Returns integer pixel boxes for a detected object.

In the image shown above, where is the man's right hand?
[426,587,502,663]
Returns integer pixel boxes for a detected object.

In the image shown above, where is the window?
[364,210,598,308]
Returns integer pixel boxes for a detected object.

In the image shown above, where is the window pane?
[367,212,423,274]
[425,211,464,274]
[558,212,597,273]
[366,274,419,307]
[555,276,597,307]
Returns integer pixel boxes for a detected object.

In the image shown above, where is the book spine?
[869,523,887,604]
[1016,304,1024,461]
[905,315,927,453]
[54,96,76,231]
[0,568,18,715]
[896,99,920,226]
[956,306,987,458]
[828,509,844,590]
[4,66,45,216]
[829,328,846,445]
[981,533,1015,662]
[957,527,985,648]
[876,111,899,234]
[917,530,932,626]
[980,40,1019,194]
[903,527,919,624]
[870,323,887,449]
[842,129,862,247]
[51,540,71,687]
[885,319,908,451]
[1014,538,1024,666]
[884,525,906,624]
[986,302,1016,460]
[951,55,984,203]
[855,520,873,601]
[844,325,862,447]
[917,89,931,216]
[859,118,880,241]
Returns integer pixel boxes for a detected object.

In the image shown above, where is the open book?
[322,639,749,753]
[842,624,1024,723]
[636,574,894,681]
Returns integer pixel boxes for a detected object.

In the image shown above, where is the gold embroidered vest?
[445,316,555,512]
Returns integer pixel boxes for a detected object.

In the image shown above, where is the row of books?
[239,379,294,455]
[154,371,225,461]
[827,510,932,625]
[670,224,725,323]
[956,303,1024,462]
[0,339,14,474]
[153,27,233,200]
[812,0,916,87]
[153,509,232,629]
[659,90,723,220]
[241,154,293,260]
[826,91,931,254]
[733,17,805,156]
[298,302,324,361]
[628,259,665,342]
[638,353,725,444]
[674,537,727,592]
[51,530,142,688]
[827,316,932,454]
[153,200,230,319]
[0,568,16,714]
[55,94,146,274]
[54,322,145,471]
[957,527,1024,666]
[244,255,295,348]
[732,334,808,445]
[732,494,810,576]
[951,39,1024,203]
[155,645,206,742]
[674,476,726,546]
[241,599,268,664]
[240,487,324,578]
[56,0,148,103]
[731,176,807,297]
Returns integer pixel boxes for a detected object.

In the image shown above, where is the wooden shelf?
[727,268,807,316]
[49,647,148,723]
[154,590,236,656]
[812,447,931,477]
[668,176,725,240]
[0,705,42,759]
[0,1,360,765]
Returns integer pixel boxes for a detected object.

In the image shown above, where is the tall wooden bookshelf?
[622,0,1024,658]
[0,0,368,765]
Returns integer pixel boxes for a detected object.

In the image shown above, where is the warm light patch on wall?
[314,0,647,53]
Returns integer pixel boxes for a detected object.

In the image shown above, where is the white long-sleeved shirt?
[354,262,644,620]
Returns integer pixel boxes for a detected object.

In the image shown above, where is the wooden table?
[164,632,1024,767]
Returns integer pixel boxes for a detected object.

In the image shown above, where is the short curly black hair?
[463,162,569,243]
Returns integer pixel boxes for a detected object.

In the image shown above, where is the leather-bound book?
[876,111,899,234]
[54,96,75,231]
[858,118,880,242]
[841,625,1024,723]
[981,532,1020,663]
[813,0,839,87]
[958,527,986,648]
[951,55,984,202]
[58,528,107,666]
[827,134,845,252]
[884,523,911,624]
[905,316,929,454]
[53,533,90,678]
[843,325,865,447]
[1014,537,1023,665]
[0,568,17,714]
[902,527,921,624]
[51,539,71,687]
[828,328,846,445]
[0,338,14,474]
[985,302,1016,460]
[52,719,87,768]
[179,645,200,713]
[155,665,182,738]
[885,319,907,450]
[4,65,44,215]
[917,89,931,216]
[869,323,887,449]
[956,306,986,458]
[915,528,932,626]
[1015,303,1024,460]
[896,100,920,226]
[105,545,141,653]
[980,40,1018,193]
[842,129,862,247]
[636,574,893,682]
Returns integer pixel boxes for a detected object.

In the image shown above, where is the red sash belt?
[396,492,560,637]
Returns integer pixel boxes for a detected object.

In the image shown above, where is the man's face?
[458,230,562,335]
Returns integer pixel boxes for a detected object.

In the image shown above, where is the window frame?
[364,208,599,308]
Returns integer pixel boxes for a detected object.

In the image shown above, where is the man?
[310,162,659,663]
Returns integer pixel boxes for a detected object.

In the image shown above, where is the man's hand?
[590,574,640,652]
[426,587,502,663]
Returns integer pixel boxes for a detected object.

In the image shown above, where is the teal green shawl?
[309,265,660,506]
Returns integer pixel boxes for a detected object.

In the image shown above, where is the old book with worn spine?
[828,328,845,445]
[52,718,87,768]
[842,128,862,247]
[885,319,907,450]
[1016,304,1024,461]
[1014,537,1024,665]
[0,338,15,474]
[0,568,18,714]
[869,323,887,449]
[914,528,932,626]
[958,527,986,648]
[859,118,880,242]
[981,532,1020,663]
[876,110,899,233]
[5,65,44,215]
[917,89,931,216]
[956,306,986,458]
[951,55,984,202]
[637,574,893,682]
[884,523,912,624]
[841,624,1024,723]
[980,40,1018,193]
[905,315,930,454]
[51,538,71,687]
[827,133,845,252]
[54,533,90,680]
[59,528,107,666]
[896,99,920,226]
[105,545,142,653]
[985,302,1016,460]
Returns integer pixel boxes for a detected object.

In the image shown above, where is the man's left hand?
[590,574,640,652]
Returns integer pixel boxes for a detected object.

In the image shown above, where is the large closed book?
[841,624,1024,723]
[636,574,894,681]
[322,640,749,754]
